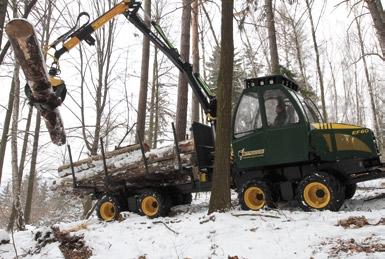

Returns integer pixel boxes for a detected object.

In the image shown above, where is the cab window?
[234,92,262,138]
[264,89,299,127]
[290,91,320,123]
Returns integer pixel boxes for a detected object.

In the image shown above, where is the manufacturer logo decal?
[238,148,265,160]
[352,129,369,135]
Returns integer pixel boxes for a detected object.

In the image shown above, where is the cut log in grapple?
[5,19,66,145]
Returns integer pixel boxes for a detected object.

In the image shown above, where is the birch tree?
[9,63,25,231]
[0,0,37,184]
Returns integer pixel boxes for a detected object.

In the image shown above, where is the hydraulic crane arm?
[50,0,131,60]
[49,0,217,120]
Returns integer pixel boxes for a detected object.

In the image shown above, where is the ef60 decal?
[352,129,369,135]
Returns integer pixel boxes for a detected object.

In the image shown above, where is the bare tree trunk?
[292,28,308,91]
[327,57,338,122]
[7,106,32,227]
[153,80,159,148]
[18,107,33,180]
[282,2,309,90]
[8,63,25,231]
[208,0,233,214]
[7,0,24,231]
[365,0,385,57]
[84,0,118,154]
[135,0,151,143]
[191,0,200,123]
[199,4,207,82]
[250,10,271,72]
[239,27,258,78]
[265,0,280,74]
[24,112,40,224]
[281,21,290,68]
[175,0,191,141]
[148,46,158,147]
[355,16,382,145]
[79,44,92,151]
[200,0,219,48]
[305,0,328,121]
[0,71,15,184]
[353,63,362,125]
[0,0,8,49]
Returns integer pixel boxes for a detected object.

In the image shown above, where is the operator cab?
[232,75,322,169]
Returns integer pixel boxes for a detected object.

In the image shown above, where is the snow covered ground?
[1,180,385,259]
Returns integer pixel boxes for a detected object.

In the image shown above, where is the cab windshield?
[289,90,322,123]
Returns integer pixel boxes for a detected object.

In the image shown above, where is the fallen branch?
[199,214,216,224]
[85,202,98,220]
[231,212,280,219]
[11,227,18,259]
[337,216,385,229]
[337,216,370,229]
[364,193,385,201]
[152,221,179,235]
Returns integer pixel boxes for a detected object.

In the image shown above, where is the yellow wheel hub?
[244,186,265,210]
[141,196,159,217]
[100,201,116,221]
[303,182,331,209]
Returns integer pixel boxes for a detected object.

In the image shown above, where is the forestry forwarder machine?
[7,0,385,220]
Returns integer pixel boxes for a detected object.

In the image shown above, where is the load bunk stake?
[172,122,182,170]
[67,144,97,192]
[67,144,77,188]
[100,138,110,191]
[171,122,195,188]
[137,131,149,174]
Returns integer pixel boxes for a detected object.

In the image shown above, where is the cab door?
[261,87,309,165]
[232,90,267,169]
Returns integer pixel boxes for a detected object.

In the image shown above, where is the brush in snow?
[0,229,10,245]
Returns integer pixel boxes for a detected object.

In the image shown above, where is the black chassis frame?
[231,156,385,201]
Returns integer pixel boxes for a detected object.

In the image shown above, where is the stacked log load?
[55,140,196,191]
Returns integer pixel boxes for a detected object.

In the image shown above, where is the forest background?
[0,0,384,228]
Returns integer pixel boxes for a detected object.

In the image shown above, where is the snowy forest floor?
[1,180,385,259]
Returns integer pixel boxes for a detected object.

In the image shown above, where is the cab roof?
[245,75,299,92]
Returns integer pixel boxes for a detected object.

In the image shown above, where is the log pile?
[55,140,196,191]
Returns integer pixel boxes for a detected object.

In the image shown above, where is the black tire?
[345,183,357,199]
[239,180,273,211]
[296,172,345,212]
[96,195,121,222]
[138,192,171,218]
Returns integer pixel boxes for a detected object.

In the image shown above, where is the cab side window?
[264,89,299,127]
[234,92,262,138]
